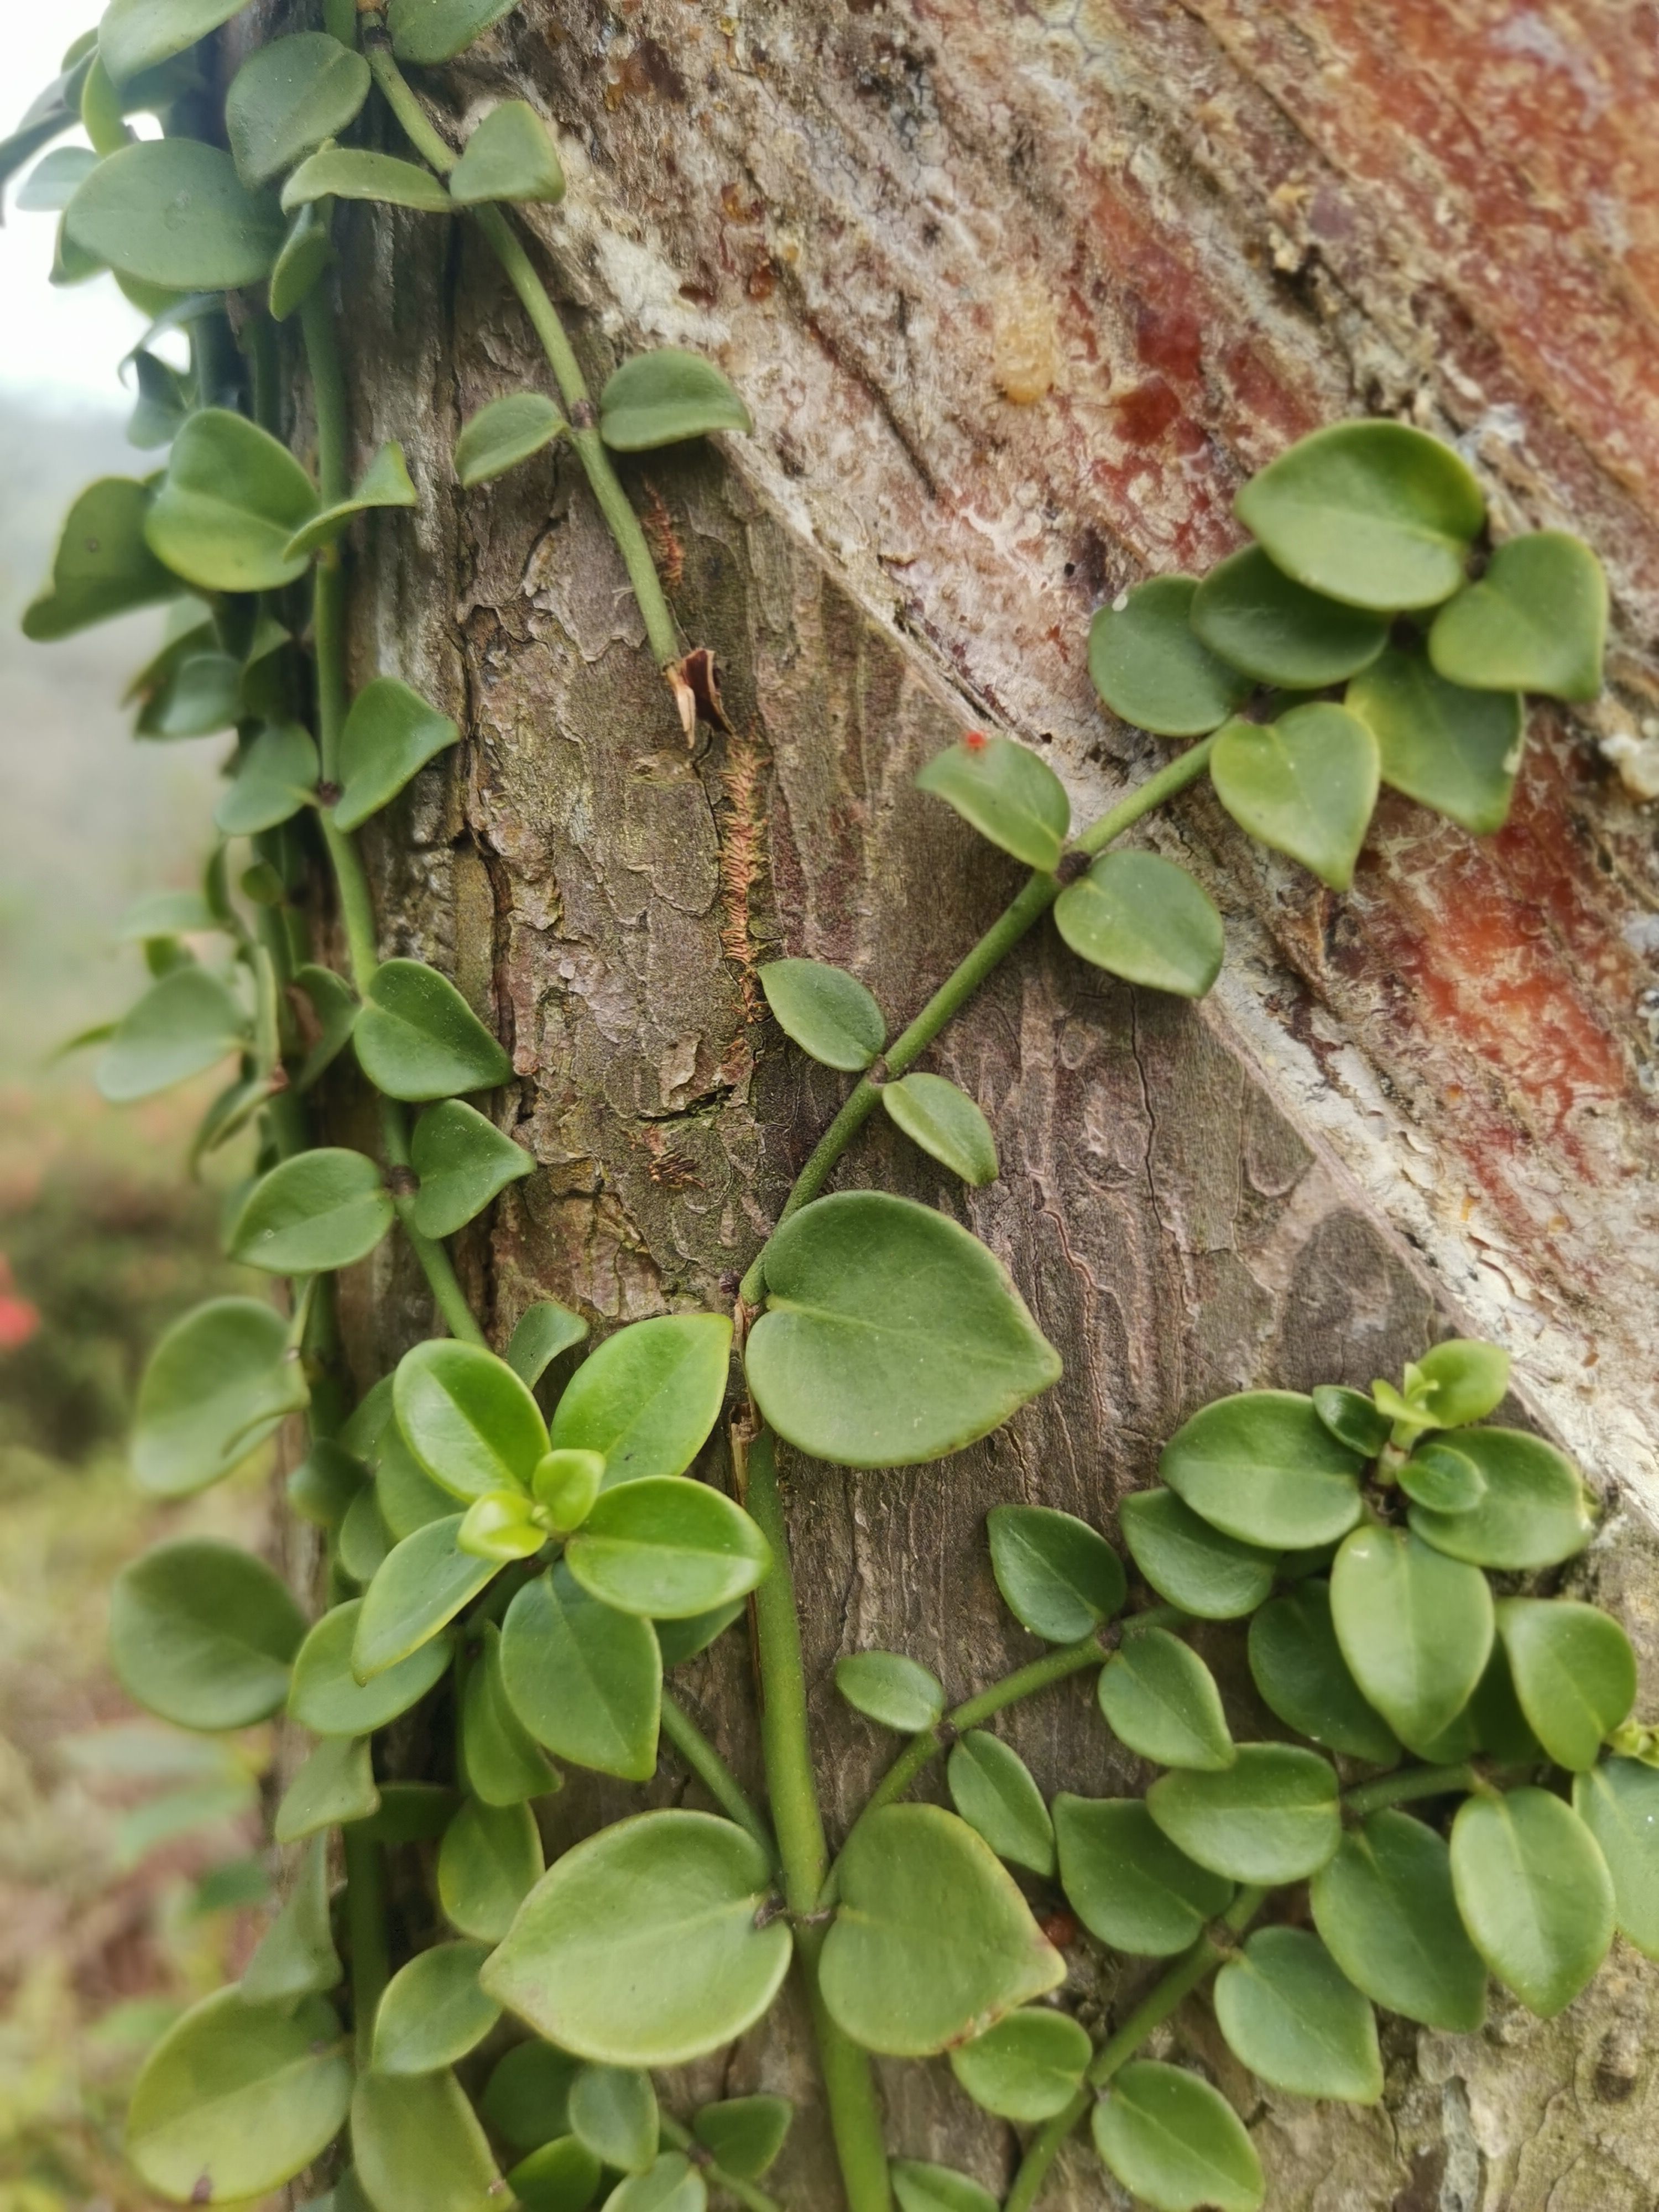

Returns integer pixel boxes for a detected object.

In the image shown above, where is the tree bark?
[306,2,1659,2204]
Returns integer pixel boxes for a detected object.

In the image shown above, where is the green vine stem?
[658,2114,783,2212]
[660,1691,777,1864]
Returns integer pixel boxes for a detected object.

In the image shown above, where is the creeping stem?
[660,1691,777,1865]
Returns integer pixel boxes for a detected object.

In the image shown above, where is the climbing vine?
[12,4,1656,2211]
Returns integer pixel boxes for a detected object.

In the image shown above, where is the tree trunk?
[314,2,1659,2203]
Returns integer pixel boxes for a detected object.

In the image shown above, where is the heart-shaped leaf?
[284,442,419,559]
[550,1313,733,1486]
[1211,704,1379,890]
[1234,421,1484,611]
[66,139,283,288]
[1450,1787,1614,2017]
[1192,546,1389,687]
[1092,2061,1263,2212]
[1088,577,1251,737]
[1119,1489,1276,1620]
[354,957,513,1099]
[1146,1744,1340,1883]
[1345,645,1524,834]
[820,1803,1064,2055]
[1247,1579,1400,1764]
[598,348,752,450]
[891,2163,998,2212]
[834,1651,945,1734]
[373,1940,502,2074]
[1413,1337,1512,1426]
[98,0,250,85]
[288,1598,452,1735]
[395,1338,548,1500]
[507,2132,604,2209]
[351,2068,501,2212]
[1572,1761,1659,1960]
[482,1811,792,2064]
[229,1146,393,1274]
[757,958,885,1071]
[565,1477,770,1619]
[110,1538,306,1730]
[1496,1599,1636,1772]
[439,1795,544,1941]
[353,1516,500,1679]
[147,410,320,592]
[98,965,248,1103]
[226,32,371,188]
[242,1835,341,2005]
[404,1099,533,1238]
[915,732,1070,871]
[947,1731,1055,1876]
[1053,1793,1232,1956]
[481,2041,581,2152]
[747,1192,1060,1467]
[1310,1808,1487,2031]
[1397,1441,1485,1515]
[1099,1626,1234,1771]
[568,2065,658,2172]
[1214,1927,1381,2102]
[507,1300,589,1386]
[274,1732,378,1841]
[462,1621,557,1805]
[691,2096,791,2180]
[1159,1390,1363,1550]
[215,722,319,834]
[881,1072,999,1186]
[1053,849,1223,998]
[455,391,566,487]
[1428,532,1606,702]
[987,1504,1125,1641]
[1408,1426,1593,1572]
[499,1564,661,1781]
[23,477,178,639]
[333,677,461,833]
[132,1296,306,1496]
[281,146,453,214]
[948,2007,1091,2121]
[388,0,520,64]
[1328,1525,1493,1752]
[450,100,565,205]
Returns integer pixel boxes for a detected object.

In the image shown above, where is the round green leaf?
[1572,1761,1659,1960]
[482,2041,581,2153]
[127,1987,351,2204]
[375,1426,458,1541]
[352,1515,500,1680]
[373,1940,501,2074]
[335,676,461,832]
[1428,532,1606,702]
[1146,1743,1340,1883]
[133,1296,306,1496]
[499,1564,661,1782]
[351,2067,500,2212]
[455,391,566,488]
[1159,1390,1363,1550]
[1328,1524,1492,1752]
[820,1803,1065,2056]
[1234,421,1484,611]
[463,1620,559,1805]
[438,1795,543,1942]
[881,1072,999,1187]
[1192,546,1389,687]
[215,721,320,836]
[1496,1599,1636,1772]
[691,2096,791,2180]
[109,1538,305,1730]
[914,732,1070,872]
[507,1300,589,1387]
[274,1733,379,1843]
[549,1313,733,1488]
[147,409,319,592]
[353,957,513,1100]
[507,2135,603,2212]
[1214,1927,1380,2103]
[1345,645,1524,834]
[890,2162,998,2212]
[482,1810,793,2065]
[1397,1442,1485,1516]
[1309,1808,1486,2032]
[1053,1793,1232,1957]
[98,0,250,83]
[1119,1489,1276,1620]
[226,33,371,188]
[408,1099,533,1238]
[1408,1426,1593,1571]
[604,2154,706,2212]
[65,139,283,289]
[450,100,565,205]
[1092,2060,1264,2212]
[565,1476,770,1619]
[1311,1385,1390,1458]
[22,476,178,640]
[1211,704,1379,891]
[1413,1338,1511,1427]
[388,0,520,64]
[281,146,452,215]
[1053,849,1223,998]
[1088,577,1251,737]
[394,1337,549,1501]
[458,1488,546,1561]
[947,1730,1056,1877]
[598,348,752,450]
[1247,1579,1400,1764]
[748,1192,1061,1467]
[288,1598,452,1736]
[948,2007,1091,2121]
[1098,1626,1234,1771]
[835,1651,945,1734]
[98,965,248,1103]
[987,1504,1125,1641]
[228,1147,393,1274]
[533,1449,606,1533]
[243,1834,342,2005]
[1450,1787,1614,2018]
[568,2066,658,2173]
[758,958,885,1071]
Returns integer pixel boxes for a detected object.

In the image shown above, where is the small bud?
[457,1489,545,1562]
[533,1447,607,1533]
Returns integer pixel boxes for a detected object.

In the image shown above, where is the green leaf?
[1413,1338,1511,1426]
[1191,545,1389,687]
[395,1337,548,1500]
[1214,1927,1380,2103]
[914,732,1070,872]
[820,1803,1065,2056]
[1119,1489,1276,1620]
[1234,421,1484,611]
[1210,704,1379,891]
[120,888,220,942]
[1408,1426,1593,1571]
[98,964,248,1102]
[1450,1787,1614,2018]
[1147,1744,1340,1883]
[1344,645,1524,835]
[294,963,359,1091]
[748,1192,1061,1467]
[481,2041,581,2152]
[1328,1524,1492,1752]
[835,1651,945,1734]
[353,1516,500,1679]
[228,1147,393,1274]
[691,2096,791,2179]
[550,1313,732,1487]
[948,2007,1090,2122]
[349,1781,456,1845]
[1092,2061,1264,2212]
[604,2154,706,2212]
[337,1484,392,1587]
[1572,1761,1659,1960]
[226,33,371,187]
[284,443,419,559]
[881,1072,999,1186]
[147,409,319,592]
[282,146,453,215]
[598,348,752,450]
[947,1731,1055,1877]
[132,1296,306,1496]
[439,1796,544,1942]
[533,1449,606,1533]
[507,1300,589,1386]
[126,1987,351,2204]
[1053,849,1223,998]
[269,199,333,322]
[353,957,513,1100]
[109,1538,305,1730]
[569,2067,658,2173]
[1428,533,1606,702]
[458,1490,540,1563]
[372,1940,500,2074]
[1053,1793,1232,1957]
[288,1598,451,1735]
[1496,1599,1636,1772]
[1397,1441,1486,1515]
[655,1601,745,1668]
[987,1504,1125,1642]
[1088,577,1251,737]
[455,392,566,487]
[144,647,244,737]
[376,1426,458,1540]
[499,1564,661,1781]
[351,2068,501,2212]
[890,2163,998,2212]
[482,1810,792,2064]
[1309,1808,1486,2032]
[98,0,249,85]
[334,676,460,831]
[565,1477,770,1618]
[127,345,192,450]
[215,721,320,834]
[757,958,885,1071]
[1467,1640,1545,1765]
[450,100,565,205]
[1159,1390,1363,1550]
[1247,1580,1400,1764]
[406,1099,533,1237]
[66,137,283,288]
[274,1734,378,1842]
[506,2136,603,2212]
[1099,1627,1234,1770]
[243,1835,342,2005]
[388,0,519,64]
[17,144,99,211]
[463,1621,558,1804]
[22,477,178,639]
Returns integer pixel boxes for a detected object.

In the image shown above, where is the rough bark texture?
[297,2,1659,2204]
